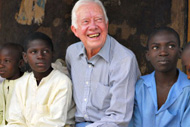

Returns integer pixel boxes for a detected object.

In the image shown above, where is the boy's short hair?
[147,26,180,49]
[0,42,24,60]
[24,32,54,52]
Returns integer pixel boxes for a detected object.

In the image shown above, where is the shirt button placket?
[82,63,93,121]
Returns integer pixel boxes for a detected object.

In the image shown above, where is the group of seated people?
[0,0,190,127]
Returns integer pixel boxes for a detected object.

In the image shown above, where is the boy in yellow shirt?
[0,43,24,126]
[6,32,75,127]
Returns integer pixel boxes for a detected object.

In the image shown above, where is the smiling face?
[146,31,181,73]
[0,48,22,80]
[23,39,53,75]
[71,2,108,57]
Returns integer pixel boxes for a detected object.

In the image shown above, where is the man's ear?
[71,25,79,37]
[22,52,27,63]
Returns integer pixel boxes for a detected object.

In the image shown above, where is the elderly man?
[66,0,141,127]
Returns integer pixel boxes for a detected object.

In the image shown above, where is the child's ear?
[145,50,150,61]
[18,59,24,69]
[178,48,182,59]
[22,52,27,63]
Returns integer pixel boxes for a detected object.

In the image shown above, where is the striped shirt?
[66,35,141,127]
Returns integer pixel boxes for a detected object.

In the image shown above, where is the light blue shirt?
[130,70,190,127]
[66,35,141,127]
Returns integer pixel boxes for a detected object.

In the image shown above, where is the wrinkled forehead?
[76,2,104,18]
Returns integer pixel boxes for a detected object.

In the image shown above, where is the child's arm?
[36,75,74,127]
[0,84,4,126]
[5,86,27,127]
[181,95,190,127]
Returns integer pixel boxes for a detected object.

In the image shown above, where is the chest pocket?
[158,109,179,127]
[91,82,111,110]
[36,104,49,115]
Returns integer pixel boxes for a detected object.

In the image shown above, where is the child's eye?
[168,45,175,49]
[31,50,37,54]
[43,50,48,54]
[152,46,158,50]
[5,59,11,63]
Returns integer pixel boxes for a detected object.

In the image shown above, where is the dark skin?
[23,39,53,85]
[181,44,190,79]
[146,31,181,109]
[0,47,23,80]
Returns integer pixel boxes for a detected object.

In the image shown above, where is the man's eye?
[96,18,102,22]
[82,20,89,24]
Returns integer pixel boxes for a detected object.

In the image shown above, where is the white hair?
[71,0,108,28]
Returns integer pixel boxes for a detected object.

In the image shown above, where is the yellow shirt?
[0,76,5,124]
[0,75,23,126]
[6,70,75,127]
[0,83,4,125]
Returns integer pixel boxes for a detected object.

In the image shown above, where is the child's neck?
[155,69,178,87]
[7,71,24,80]
[155,69,178,109]
[34,67,53,86]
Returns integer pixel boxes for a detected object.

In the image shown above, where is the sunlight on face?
[71,2,108,56]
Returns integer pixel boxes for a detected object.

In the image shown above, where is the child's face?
[146,31,181,73]
[23,39,53,74]
[0,48,21,80]
[181,44,190,66]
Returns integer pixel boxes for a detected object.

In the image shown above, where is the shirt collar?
[78,35,110,63]
[142,69,190,90]
[78,44,86,57]
[97,35,110,63]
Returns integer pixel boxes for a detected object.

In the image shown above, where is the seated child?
[6,32,75,127]
[181,42,190,79]
[130,27,190,127]
[0,43,25,126]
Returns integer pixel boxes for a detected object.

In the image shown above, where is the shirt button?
[84,114,88,118]
[89,65,92,68]
[84,98,87,102]
[86,81,88,85]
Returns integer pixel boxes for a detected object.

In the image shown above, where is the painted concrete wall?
[0,0,187,74]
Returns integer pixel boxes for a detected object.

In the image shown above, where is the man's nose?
[89,20,98,30]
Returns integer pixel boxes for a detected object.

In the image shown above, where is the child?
[0,43,25,126]
[130,27,190,127]
[6,32,75,127]
[181,42,190,79]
